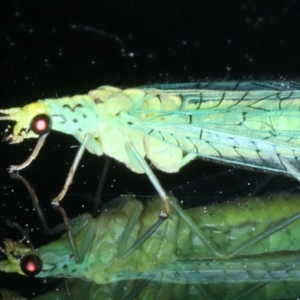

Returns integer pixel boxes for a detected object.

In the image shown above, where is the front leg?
[52,134,91,204]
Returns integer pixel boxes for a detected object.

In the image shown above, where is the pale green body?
[44,82,300,175]
[2,81,300,177]
[2,194,300,285]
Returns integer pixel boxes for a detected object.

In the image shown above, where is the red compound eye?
[20,254,43,276]
[30,114,52,135]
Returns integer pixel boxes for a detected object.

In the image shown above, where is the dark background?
[1,0,300,298]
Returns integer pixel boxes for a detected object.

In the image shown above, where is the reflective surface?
[1,165,299,299]
[1,1,300,299]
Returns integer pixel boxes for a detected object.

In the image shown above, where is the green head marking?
[0,101,50,143]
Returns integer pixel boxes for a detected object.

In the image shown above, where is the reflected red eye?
[20,254,42,276]
[30,114,52,135]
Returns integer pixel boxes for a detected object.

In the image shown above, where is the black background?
[1,0,300,298]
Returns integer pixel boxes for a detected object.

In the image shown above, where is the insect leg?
[228,208,300,258]
[169,197,225,258]
[10,173,81,236]
[9,132,49,172]
[52,134,91,204]
[10,173,94,263]
[170,193,300,259]
[117,200,165,258]
[125,142,170,217]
